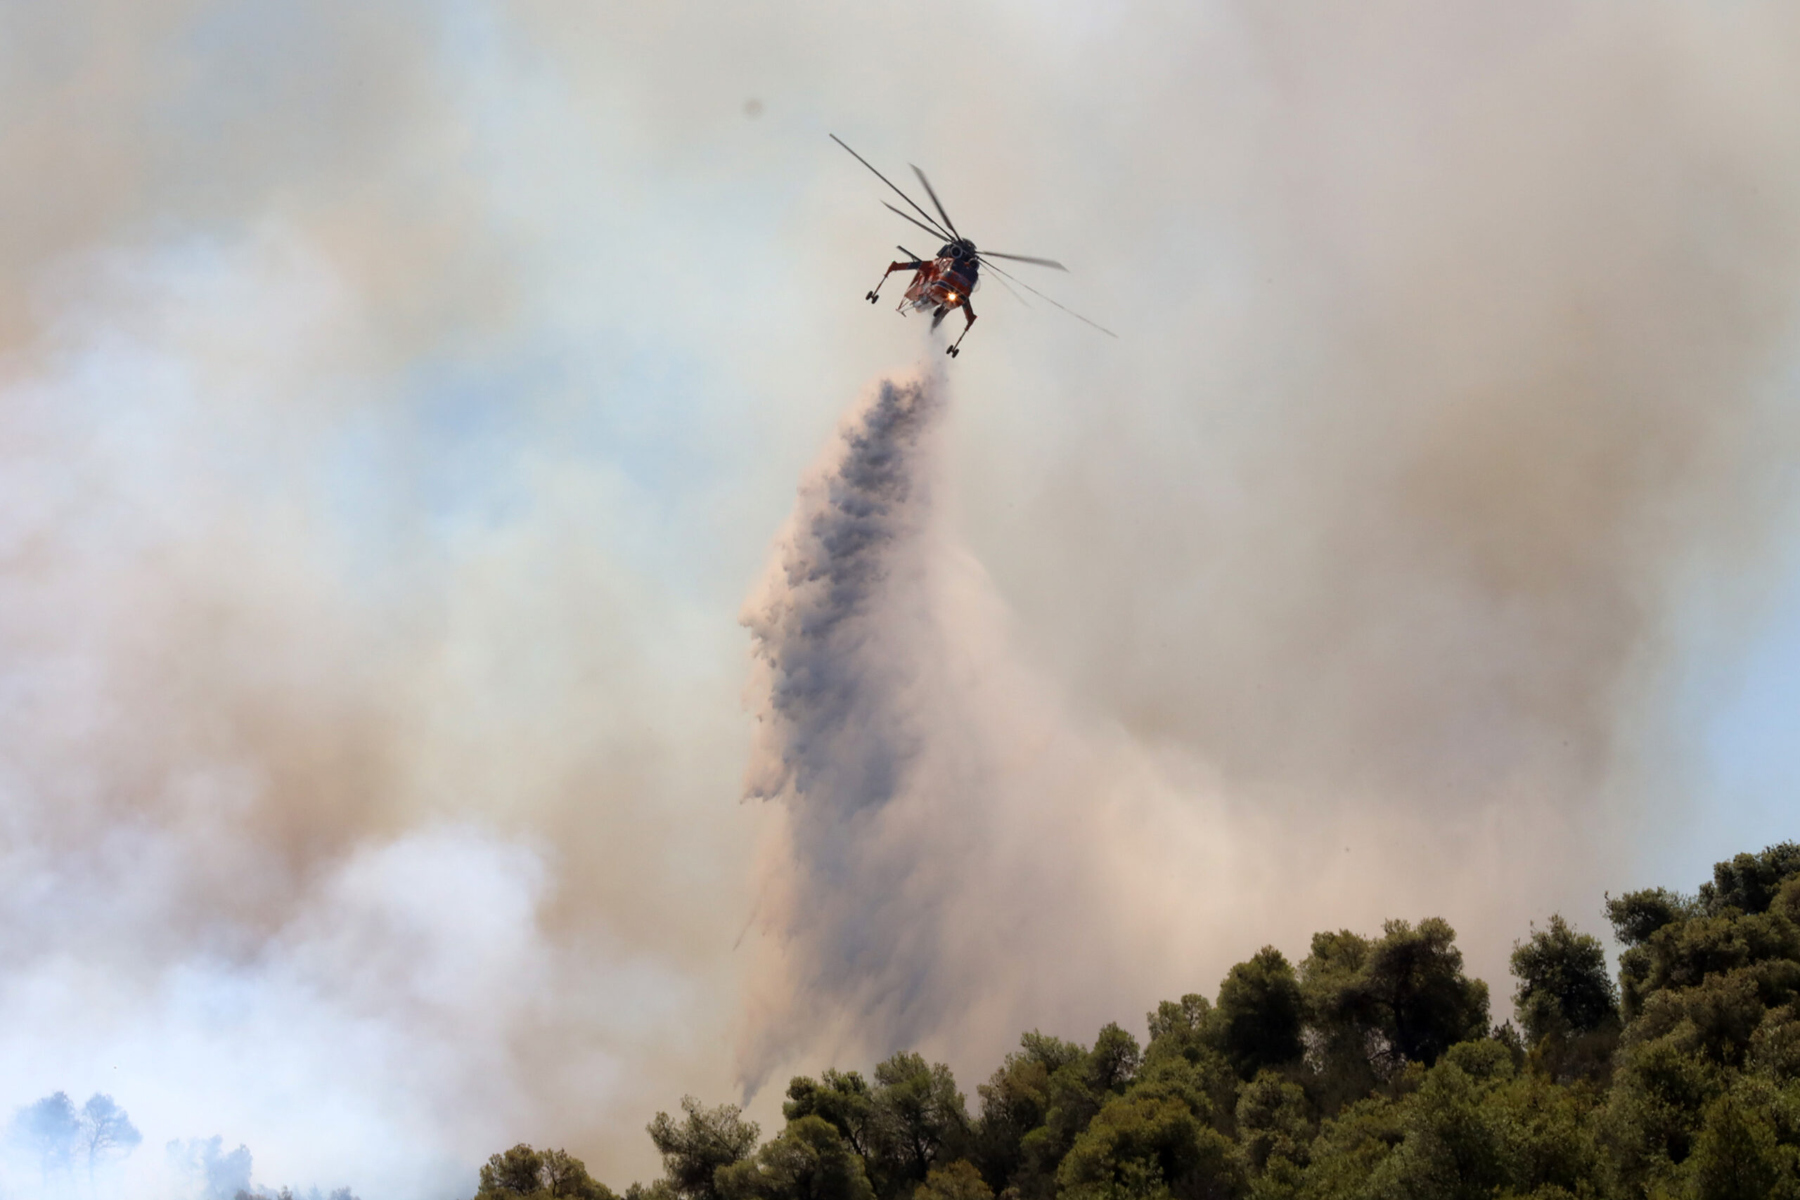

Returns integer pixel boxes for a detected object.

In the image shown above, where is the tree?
[1289,1095,1404,1200]
[484,1145,551,1196]
[77,1093,143,1185]
[1299,930,1386,1112]
[1685,1082,1797,1200]
[1087,1025,1142,1096]
[1361,1047,1512,1200]
[869,1053,969,1193]
[1215,948,1304,1080]
[717,1116,875,1200]
[1363,918,1489,1069]
[786,1071,878,1160]
[169,1136,255,1200]
[1146,997,1214,1049]
[1612,906,1800,1022]
[1700,843,1800,916]
[1510,915,1620,1082]
[972,1064,1044,1190]
[1056,1095,1243,1200]
[477,1144,617,1199]
[1233,1072,1310,1174]
[1605,887,1696,947]
[649,1098,761,1200]
[10,1092,80,1184]
[912,1160,991,1200]
[1511,915,1617,1042]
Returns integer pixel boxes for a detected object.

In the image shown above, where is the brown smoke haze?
[3,1,1800,1196]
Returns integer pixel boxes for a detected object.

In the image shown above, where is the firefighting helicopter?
[831,135,1115,357]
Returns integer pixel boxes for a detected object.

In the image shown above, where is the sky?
[2,1,1800,1197]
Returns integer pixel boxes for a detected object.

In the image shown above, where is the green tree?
[869,1053,969,1195]
[1089,1025,1144,1096]
[1364,919,1489,1070]
[1749,1002,1800,1079]
[1611,843,1800,1021]
[973,1032,1096,1200]
[1147,997,1216,1050]
[911,1160,992,1200]
[1298,932,1385,1114]
[1685,1082,1800,1200]
[1233,1073,1310,1175]
[1360,1047,1511,1200]
[1216,950,1304,1081]
[786,1072,878,1161]
[1512,915,1617,1043]
[1511,915,1619,1082]
[649,1098,761,1200]
[1057,1095,1244,1200]
[1298,919,1488,1109]
[1293,1095,1403,1199]
[717,1116,875,1200]
[972,1040,1063,1190]
[1605,887,1696,947]
[1700,842,1800,916]
[477,1145,617,1199]
[1603,1027,1724,1192]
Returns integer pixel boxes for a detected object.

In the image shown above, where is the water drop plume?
[732,369,1209,1092]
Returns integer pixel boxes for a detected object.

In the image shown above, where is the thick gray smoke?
[739,372,957,1080]
[738,370,1252,1090]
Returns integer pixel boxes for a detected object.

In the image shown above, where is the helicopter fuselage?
[902,245,979,314]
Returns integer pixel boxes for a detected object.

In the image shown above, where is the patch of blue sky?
[1690,556,1800,869]
[315,321,751,601]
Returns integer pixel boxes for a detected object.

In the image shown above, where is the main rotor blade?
[910,164,960,239]
[985,271,1032,308]
[831,134,953,243]
[884,201,952,243]
[980,250,1068,271]
[978,258,1117,338]
[897,245,921,261]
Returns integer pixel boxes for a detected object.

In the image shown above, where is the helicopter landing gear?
[946,300,976,357]
[869,257,926,306]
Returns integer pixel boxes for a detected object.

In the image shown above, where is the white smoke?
[0,225,740,1200]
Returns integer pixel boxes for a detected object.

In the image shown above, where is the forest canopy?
[476,842,1800,1200]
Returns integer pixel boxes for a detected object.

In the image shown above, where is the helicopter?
[831,135,1115,357]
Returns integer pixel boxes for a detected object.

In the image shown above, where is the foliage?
[1216,950,1305,1082]
[478,1144,618,1199]
[649,1098,762,1200]
[1056,1095,1243,1200]
[718,1117,874,1200]
[1513,915,1621,1084]
[480,840,1800,1200]
[869,1051,972,1192]
[913,1159,994,1200]
[787,1071,879,1160]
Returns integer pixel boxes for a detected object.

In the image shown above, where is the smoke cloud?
[738,371,1268,1089]
[731,0,1800,1082]
[6,2,1800,1197]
